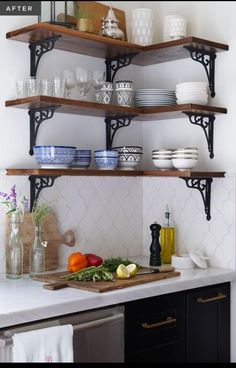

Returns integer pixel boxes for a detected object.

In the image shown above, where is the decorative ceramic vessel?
[131,8,154,45]
[115,80,133,107]
[33,145,76,168]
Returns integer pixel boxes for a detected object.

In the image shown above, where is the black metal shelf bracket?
[29,35,61,77]
[105,52,139,82]
[105,115,137,149]
[184,45,216,97]
[181,177,213,221]
[29,175,60,211]
[28,105,60,156]
[183,112,215,159]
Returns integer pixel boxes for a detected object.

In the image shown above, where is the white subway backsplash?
[0,173,234,273]
[142,175,235,270]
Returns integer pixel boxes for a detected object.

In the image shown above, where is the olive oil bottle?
[160,205,175,264]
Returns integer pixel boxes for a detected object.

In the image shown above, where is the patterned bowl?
[33,145,76,168]
[95,157,118,170]
[118,152,142,170]
[94,150,118,158]
[113,146,143,154]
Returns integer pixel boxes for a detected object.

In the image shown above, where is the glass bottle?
[6,212,23,279]
[29,225,45,277]
[160,205,175,264]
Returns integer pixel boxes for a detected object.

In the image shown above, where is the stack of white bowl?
[152,149,173,170]
[176,82,208,105]
[171,147,199,171]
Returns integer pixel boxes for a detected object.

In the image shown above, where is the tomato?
[85,253,103,267]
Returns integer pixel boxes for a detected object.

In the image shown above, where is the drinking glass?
[92,70,106,102]
[27,77,40,97]
[40,78,52,96]
[52,77,65,98]
[15,78,27,98]
[63,69,76,98]
[75,67,92,100]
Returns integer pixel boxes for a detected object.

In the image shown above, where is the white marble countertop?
[0,256,236,329]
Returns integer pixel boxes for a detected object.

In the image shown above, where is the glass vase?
[29,225,45,277]
[6,212,23,279]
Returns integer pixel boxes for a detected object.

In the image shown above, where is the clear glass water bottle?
[29,225,45,277]
[6,212,23,279]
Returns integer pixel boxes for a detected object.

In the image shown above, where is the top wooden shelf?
[6,22,229,66]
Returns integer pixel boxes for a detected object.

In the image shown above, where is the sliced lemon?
[126,263,138,277]
[116,264,130,279]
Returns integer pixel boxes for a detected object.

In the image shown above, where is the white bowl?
[172,158,198,171]
[171,254,195,269]
[118,152,142,170]
[152,158,173,170]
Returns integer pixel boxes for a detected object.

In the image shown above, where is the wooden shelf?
[5,96,227,121]
[6,168,225,178]
[6,22,229,66]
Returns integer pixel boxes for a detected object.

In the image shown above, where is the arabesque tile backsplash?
[0,173,234,273]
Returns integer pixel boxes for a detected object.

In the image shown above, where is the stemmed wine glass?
[75,67,92,100]
[63,69,76,98]
[92,70,106,101]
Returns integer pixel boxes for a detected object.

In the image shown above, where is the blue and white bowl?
[33,145,76,168]
[94,150,118,170]
[94,150,118,158]
[95,157,118,170]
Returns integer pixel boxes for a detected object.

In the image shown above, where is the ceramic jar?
[115,81,133,107]
[130,8,154,45]
[168,16,187,40]
[96,82,113,104]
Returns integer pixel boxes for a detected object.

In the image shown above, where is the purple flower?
[10,185,17,209]
[0,185,28,215]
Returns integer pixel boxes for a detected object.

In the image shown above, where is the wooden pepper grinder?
[149,222,162,266]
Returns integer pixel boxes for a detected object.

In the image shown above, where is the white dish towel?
[12,324,73,363]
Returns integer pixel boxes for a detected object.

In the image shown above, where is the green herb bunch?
[31,200,54,226]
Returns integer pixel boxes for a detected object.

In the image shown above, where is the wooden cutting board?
[33,269,181,293]
[57,1,127,40]
[5,213,75,273]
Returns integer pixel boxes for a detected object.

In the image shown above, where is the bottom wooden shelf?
[5,168,225,178]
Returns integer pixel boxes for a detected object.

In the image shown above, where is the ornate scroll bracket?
[105,115,137,149]
[29,35,61,77]
[29,175,60,211]
[183,112,215,159]
[105,52,139,82]
[181,177,213,221]
[184,45,216,97]
[28,105,60,155]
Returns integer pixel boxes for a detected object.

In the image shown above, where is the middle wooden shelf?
[5,95,227,120]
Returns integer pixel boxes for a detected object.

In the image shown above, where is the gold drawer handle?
[142,316,176,329]
[197,293,227,304]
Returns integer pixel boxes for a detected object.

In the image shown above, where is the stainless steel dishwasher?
[0,305,124,363]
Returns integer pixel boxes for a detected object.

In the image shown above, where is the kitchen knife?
[136,265,175,275]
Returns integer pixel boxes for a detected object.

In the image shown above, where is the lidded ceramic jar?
[115,80,134,107]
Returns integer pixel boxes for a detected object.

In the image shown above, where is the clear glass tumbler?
[15,78,27,98]
[27,77,40,96]
[40,78,52,96]
[52,77,65,98]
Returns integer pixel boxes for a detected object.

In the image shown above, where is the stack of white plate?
[176,82,208,105]
[134,89,176,107]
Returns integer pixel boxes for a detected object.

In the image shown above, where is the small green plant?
[31,200,54,226]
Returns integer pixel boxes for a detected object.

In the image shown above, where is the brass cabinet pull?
[197,292,227,304]
[142,316,176,329]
